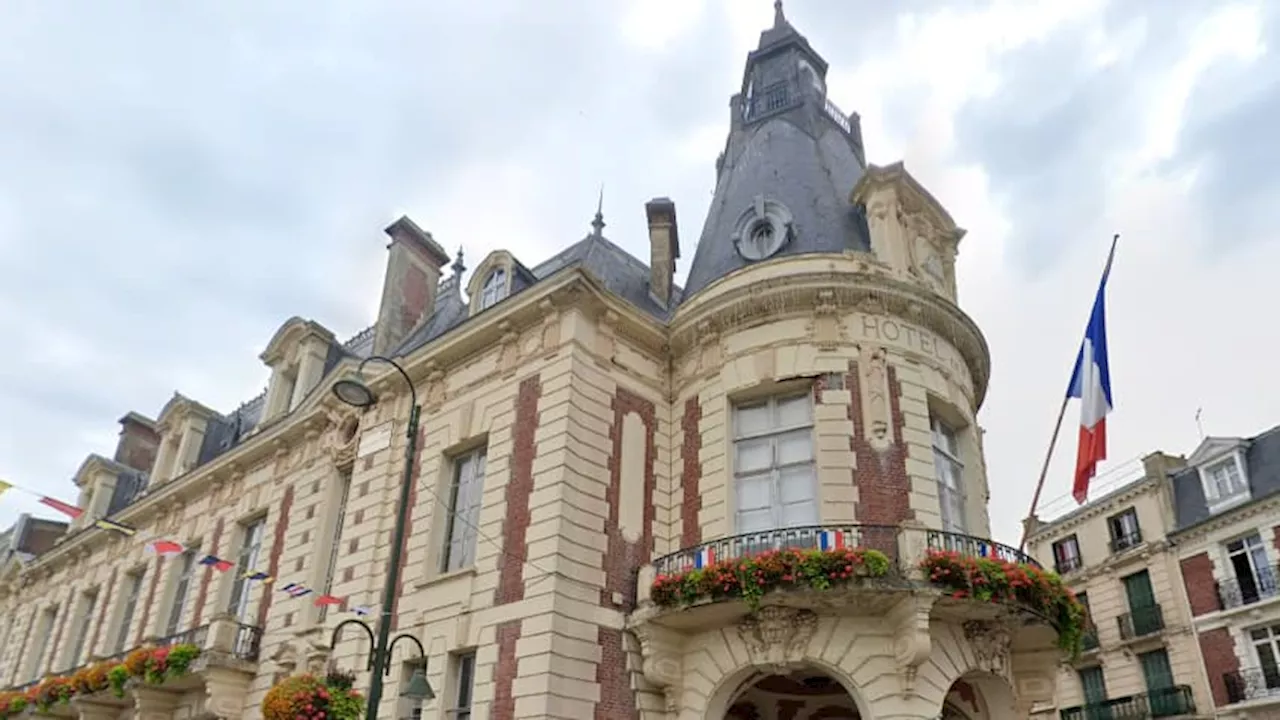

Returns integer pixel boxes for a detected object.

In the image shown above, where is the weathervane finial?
[591,185,606,236]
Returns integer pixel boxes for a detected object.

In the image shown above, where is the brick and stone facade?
[0,7,1067,720]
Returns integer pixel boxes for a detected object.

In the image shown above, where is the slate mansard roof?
[1170,424,1280,531]
[87,7,877,525]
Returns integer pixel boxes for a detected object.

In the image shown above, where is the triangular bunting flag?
[147,540,185,556]
[199,555,234,572]
[313,595,343,607]
[94,518,137,537]
[0,480,11,497]
[40,496,83,519]
[243,570,273,582]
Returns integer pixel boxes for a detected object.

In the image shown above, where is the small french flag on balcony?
[819,530,846,550]
[693,547,715,569]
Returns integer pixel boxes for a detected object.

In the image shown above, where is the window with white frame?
[1053,535,1083,574]
[66,590,98,669]
[227,518,266,620]
[931,415,965,532]
[733,393,817,535]
[165,550,198,636]
[1202,455,1248,510]
[1224,533,1277,608]
[451,651,476,720]
[115,570,144,653]
[441,449,486,573]
[1249,624,1280,692]
[319,469,352,622]
[27,607,56,681]
[479,268,507,310]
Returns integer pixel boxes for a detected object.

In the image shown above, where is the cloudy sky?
[1,0,1277,546]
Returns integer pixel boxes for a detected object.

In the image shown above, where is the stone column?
[132,686,180,720]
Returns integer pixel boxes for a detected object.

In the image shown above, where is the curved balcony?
[632,523,1073,646]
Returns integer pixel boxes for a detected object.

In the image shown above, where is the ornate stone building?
[1168,425,1280,719]
[0,7,1072,720]
[1025,454,1213,718]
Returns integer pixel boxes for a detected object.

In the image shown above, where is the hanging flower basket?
[650,546,893,610]
[920,549,1087,655]
[262,671,364,720]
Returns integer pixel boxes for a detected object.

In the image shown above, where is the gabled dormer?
[150,393,220,484]
[260,317,337,424]
[851,162,966,303]
[1187,436,1252,515]
[69,455,130,528]
[466,251,536,316]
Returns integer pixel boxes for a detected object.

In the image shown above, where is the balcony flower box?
[650,546,893,611]
[0,691,28,720]
[920,549,1086,654]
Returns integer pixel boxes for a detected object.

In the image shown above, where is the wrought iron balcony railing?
[1059,685,1195,719]
[1109,529,1143,553]
[741,81,800,122]
[1080,624,1100,652]
[652,524,900,576]
[1216,565,1280,610]
[1117,603,1165,640]
[1056,556,1083,575]
[926,530,1042,568]
[233,622,263,662]
[1224,666,1280,704]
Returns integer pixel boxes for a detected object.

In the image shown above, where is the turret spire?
[591,185,606,237]
[774,0,785,27]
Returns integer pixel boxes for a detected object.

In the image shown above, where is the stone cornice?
[1066,538,1173,585]
[1026,476,1161,543]
[1170,493,1280,546]
[668,255,990,406]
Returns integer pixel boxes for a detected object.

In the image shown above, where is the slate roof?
[1170,424,1280,531]
[92,8,872,524]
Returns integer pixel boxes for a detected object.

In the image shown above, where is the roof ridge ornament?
[591,185,606,237]
[774,0,785,27]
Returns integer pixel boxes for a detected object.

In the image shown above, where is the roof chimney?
[645,198,680,307]
[114,412,160,474]
[373,216,451,355]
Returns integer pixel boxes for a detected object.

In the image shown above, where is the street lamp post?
[332,355,428,720]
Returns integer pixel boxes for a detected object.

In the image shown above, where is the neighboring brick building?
[0,7,1072,720]
[1168,425,1280,719]
[1025,454,1213,719]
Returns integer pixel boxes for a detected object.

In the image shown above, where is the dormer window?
[1201,454,1248,512]
[480,268,508,310]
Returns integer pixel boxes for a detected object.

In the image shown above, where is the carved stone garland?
[963,620,1013,681]
[736,607,819,674]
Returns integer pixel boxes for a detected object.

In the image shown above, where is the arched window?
[479,268,507,310]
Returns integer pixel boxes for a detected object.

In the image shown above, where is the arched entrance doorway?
[938,672,1020,720]
[723,667,861,720]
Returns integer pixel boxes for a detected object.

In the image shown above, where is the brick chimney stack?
[373,216,451,356]
[645,198,680,307]
[114,412,160,473]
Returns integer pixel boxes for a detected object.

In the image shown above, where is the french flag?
[693,547,715,569]
[1066,237,1118,505]
[819,530,846,550]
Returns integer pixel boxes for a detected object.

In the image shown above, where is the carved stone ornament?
[497,321,521,376]
[270,641,300,676]
[964,620,1012,680]
[859,345,893,451]
[809,290,844,351]
[890,594,934,694]
[632,624,684,713]
[736,607,818,673]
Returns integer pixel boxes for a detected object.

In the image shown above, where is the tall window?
[1052,535,1083,574]
[479,269,507,310]
[1078,665,1108,708]
[28,607,56,681]
[1225,533,1276,607]
[228,518,266,620]
[115,571,144,653]
[450,651,476,720]
[1203,456,1248,509]
[732,393,816,534]
[1249,624,1280,693]
[319,470,353,622]
[442,449,487,573]
[0,614,14,681]
[67,590,98,668]
[1107,508,1142,552]
[165,551,198,636]
[931,416,965,532]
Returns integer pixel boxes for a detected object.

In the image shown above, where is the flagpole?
[1018,234,1120,552]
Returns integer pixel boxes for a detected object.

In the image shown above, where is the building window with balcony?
[1052,535,1082,574]
[449,651,476,720]
[1107,507,1141,553]
[165,550,198,637]
[1201,455,1248,511]
[1246,624,1280,697]
[115,570,145,654]
[479,268,507,310]
[1222,532,1277,608]
[1076,591,1099,651]
[1137,649,1188,716]
[733,393,816,537]
[65,590,98,669]
[441,448,486,573]
[1077,665,1108,713]
[931,416,965,532]
[1120,569,1163,639]
[27,606,57,681]
[228,518,266,621]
